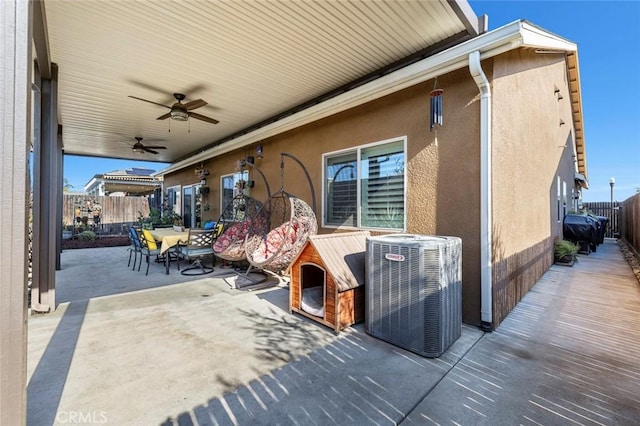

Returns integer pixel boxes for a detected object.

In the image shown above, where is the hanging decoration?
[429,78,443,132]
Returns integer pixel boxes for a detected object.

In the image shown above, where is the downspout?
[469,51,493,331]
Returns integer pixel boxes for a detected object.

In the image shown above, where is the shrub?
[554,239,578,262]
[78,230,97,241]
[138,208,182,228]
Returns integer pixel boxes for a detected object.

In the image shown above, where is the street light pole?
[610,176,615,238]
[610,176,615,206]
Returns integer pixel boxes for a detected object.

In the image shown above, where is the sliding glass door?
[182,184,201,228]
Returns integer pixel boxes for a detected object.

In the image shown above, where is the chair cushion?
[141,229,158,250]
[251,221,299,263]
[213,221,250,253]
[181,247,214,257]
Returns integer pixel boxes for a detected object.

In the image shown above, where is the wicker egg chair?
[245,153,318,274]
[212,160,270,263]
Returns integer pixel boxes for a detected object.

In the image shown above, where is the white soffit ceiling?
[43,0,479,163]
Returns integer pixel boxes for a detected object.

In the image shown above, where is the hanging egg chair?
[245,153,318,273]
[212,160,270,262]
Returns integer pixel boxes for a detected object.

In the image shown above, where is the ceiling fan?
[129,137,166,155]
[128,92,219,124]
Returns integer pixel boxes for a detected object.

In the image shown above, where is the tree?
[63,178,74,193]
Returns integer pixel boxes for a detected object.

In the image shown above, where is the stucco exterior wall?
[164,49,581,327]
[492,49,577,255]
[490,49,579,326]
[165,67,485,324]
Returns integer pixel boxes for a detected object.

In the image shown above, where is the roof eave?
[157,20,586,178]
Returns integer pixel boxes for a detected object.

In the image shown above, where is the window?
[563,181,567,217]
[182,184,201,228]
[557,176,561,222]
[220,171,249,221]
[324,138,405,230]
[166,185,181,216]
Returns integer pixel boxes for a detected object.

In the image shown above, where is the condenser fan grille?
[365,234,462,358]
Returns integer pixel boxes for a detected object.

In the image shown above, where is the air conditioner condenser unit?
[365,234,462,358]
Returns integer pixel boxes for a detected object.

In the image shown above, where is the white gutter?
[157,21,525,176]
[469,50,493,331]
[158,20,578,177]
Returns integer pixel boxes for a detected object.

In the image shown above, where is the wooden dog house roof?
[303,231,371,292]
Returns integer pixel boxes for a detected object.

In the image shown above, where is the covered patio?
[26,240,640,424]
[1,2,482,420]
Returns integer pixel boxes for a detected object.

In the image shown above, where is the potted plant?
[62,222,73,240]
[554,238,578,266]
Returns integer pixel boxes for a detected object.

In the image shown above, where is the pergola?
[1,0,482,422]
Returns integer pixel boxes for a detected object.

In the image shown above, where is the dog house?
[289,231,369,332]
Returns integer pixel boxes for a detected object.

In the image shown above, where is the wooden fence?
[619,194,640,256]
[583,201,620,238]
[63,194,150,235]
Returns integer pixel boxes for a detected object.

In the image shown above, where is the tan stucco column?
[0,0,32,424]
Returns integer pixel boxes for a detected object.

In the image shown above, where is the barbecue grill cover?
[563,214,598,244]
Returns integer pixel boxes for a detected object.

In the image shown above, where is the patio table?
[149,228,190,274]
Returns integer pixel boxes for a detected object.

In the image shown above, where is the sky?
[469,0,640,202]
[64,155,168,191]
[64,1,639,201]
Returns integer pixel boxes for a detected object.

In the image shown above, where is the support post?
[0,0,32,423]
[32,63,59,312]
[56,126,63,270]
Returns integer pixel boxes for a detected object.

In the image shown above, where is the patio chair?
[245,153,317,274]
[138,228,162,276]
[128,226,142,270]
[176,228,216,275]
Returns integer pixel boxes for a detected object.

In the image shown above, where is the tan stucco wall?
[165,68,485,323]
[492,49,578,260]
[164,50,580,326]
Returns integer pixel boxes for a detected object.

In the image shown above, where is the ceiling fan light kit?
[128,92,218,125]
[129,136,167,155]
[170,109,189,121]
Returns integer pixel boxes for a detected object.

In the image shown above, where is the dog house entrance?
[300,264,325,318]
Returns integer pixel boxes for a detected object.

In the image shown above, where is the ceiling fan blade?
[182,83,207,95]
[136,138,165,143]
[127,79,172,96]
[144,148,159,155]
[143,145,166,149]
[184,99,207,110]
[190,112,219,124]
[128,95,171,109]
[156,112,171,120]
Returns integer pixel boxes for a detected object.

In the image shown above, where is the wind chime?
[430,78,443,132]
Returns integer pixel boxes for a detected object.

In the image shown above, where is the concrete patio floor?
[27,239,640,425]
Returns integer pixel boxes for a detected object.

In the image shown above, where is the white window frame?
[322,136,407,231]
[557,176,561,223]
[182,183,202,228]
[563,180,568,217]
[220,171,249,214]
[166,185,182,216]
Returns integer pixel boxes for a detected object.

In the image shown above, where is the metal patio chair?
[128,226,142,270]
[138,228,162,276]
[176,228,216,275]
